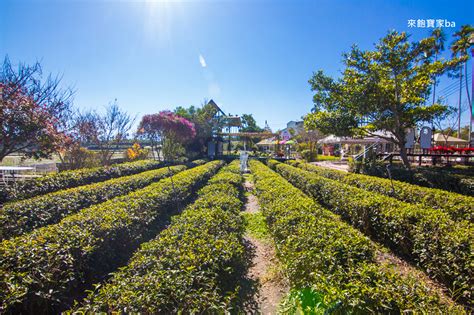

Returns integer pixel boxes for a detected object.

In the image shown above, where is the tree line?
[0,57,264,168]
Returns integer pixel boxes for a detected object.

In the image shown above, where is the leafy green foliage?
[250,160,462,313]
[279,288,340,314]
[270,160,473,305]
[293,161,474,222]
[188,158,209,167]
[241,114,263,132]
[0,165,187,240]
[0,159,163,203]
[375,165,473,196]
[0,161,223,313]
[306,30,464,167]
[74,161,245,313]
[304,109,358,137]
[242,211,270,241]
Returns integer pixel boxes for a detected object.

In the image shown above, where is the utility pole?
[458,63,463,137]
[470,33,474,146]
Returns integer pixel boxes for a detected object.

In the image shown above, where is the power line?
[437,80,462,94]
[437,72,472,95]
[438,81,467,96]
[436,77,472,101]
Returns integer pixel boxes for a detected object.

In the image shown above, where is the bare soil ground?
[243,179,288,314]
[244,182,260,214]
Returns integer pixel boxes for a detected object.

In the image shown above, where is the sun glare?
[136,0,184,44]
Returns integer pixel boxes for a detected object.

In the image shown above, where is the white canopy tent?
[433,133,468,146]
[319,131,393,145]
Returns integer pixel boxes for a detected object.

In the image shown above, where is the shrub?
[187,158,209,167]
[0,161,223,313]
[352,163,474,196]
[300,149,317,162]
[250,160,463,313]
[459,177,474,196]
[293,162,474,222]
[125,143,149,161]
[59,145,100,170]
[73,161,245,313]
[270,160,473,305]
[1,159,163,202]
[0,165,187,240]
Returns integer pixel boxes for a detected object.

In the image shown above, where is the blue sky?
[1,0,472,131]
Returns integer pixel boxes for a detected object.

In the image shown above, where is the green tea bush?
[293,162,474,222]
[250,160,463,313]
[187,158,209,167]
[0,165,187,240]
[459,177,474,196]
[391,167,474,196]
[1,159,163,202]
[74,161,245,313]
[0,161,223,313]
[271,160,473,305]
[350,163,474,196]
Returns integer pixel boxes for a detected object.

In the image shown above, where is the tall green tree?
[239,113,263,150]
[305,30,462,168]
[451,25,473,140]
[240,114,263,132]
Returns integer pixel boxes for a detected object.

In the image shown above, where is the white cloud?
[199,54,207,68]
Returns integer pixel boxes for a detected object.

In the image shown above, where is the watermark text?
[407,19,456,28]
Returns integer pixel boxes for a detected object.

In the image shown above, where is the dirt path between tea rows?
[243,179,288,314]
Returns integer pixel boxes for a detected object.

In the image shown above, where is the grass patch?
[279,288,340,314]
[241,211,270,241]
[315,155,339,161]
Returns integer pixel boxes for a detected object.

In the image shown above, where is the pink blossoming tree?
[137,111,196,161]
[0,57,73,162]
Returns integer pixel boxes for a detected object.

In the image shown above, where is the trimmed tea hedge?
[0,159,163,203]
[0,165,187,240]
[74,161,245,313]
[381,166,473,196]
[271,160,473,305]
[250,160,463,313]
[290,161,474,222]
[0,161,223,313]
[188,158,209,167]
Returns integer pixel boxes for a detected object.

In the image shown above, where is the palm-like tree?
[431,28,445,105]
[451,25,473,136]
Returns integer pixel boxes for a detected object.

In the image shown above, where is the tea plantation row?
[73,161,246,313]
[270,160,473,306]
[287,160,473,222]
[250,160,464,313]
[0,158,469,313]
[0,165,186,240]
[0,161,222,313]
[0,159,164,203]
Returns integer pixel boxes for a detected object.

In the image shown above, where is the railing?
[377,152,474,166]
[381,152,395,162]
[353,141,380,161]
[0,166,42,187]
